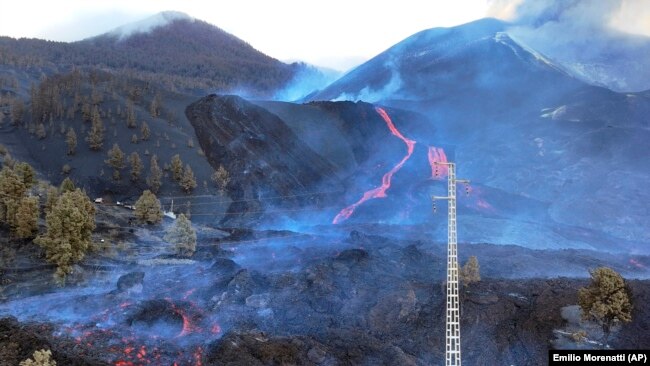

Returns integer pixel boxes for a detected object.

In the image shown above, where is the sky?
[1,0,649,71]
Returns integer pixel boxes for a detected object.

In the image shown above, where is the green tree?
[460,256,481,286]
[59,177,75,193]
[211,165,230,193]
[65,128,77,155]
[129,152,143,182]
[14,196,39,239]
[180,164,197,193]
[35,189,95,279]
[146,155,162,193]
[170,154,183,181]
[0,166,27,228]
[44,185,59,215]
[14,161,36,189]
[105,143,125,180]
[134,190,162,224]
[578,267,633,346]
[164,213,196,257]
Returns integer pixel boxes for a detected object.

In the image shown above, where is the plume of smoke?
[274,63,342,102]
[333,58,404,103]
[487,0,650,92]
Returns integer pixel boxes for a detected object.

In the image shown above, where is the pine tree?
[170,154,183,181]
[44,185,58,215]
[81,102,91,122]
[460,256,481,286]
[164,213,196,257]
[14,162,35,189]
[149,94,161,118]
[59,177,75,193]
[126,100,136,128]
[131,134,138,144]
[0,166,27,233]
[129,152,143,182]
[105,143,125,180]
[146,155,162,193]
[578,267,633,346]
[10,98,24,125]
[35,189,95,279]
[85,110,104,150]
[211,165,230,193]
[180,164,197,193]
[134,190,162,224]
[140,121,151,140]
[14,196,39,239]
[36,123,47,139]
[65,128,77,155]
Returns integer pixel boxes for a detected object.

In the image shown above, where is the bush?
[20,349,56,366]
[578,267,632,346]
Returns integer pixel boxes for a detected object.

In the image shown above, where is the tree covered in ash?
[105,143,125,180]
[461,256,481,286]
[147,155,163,193]
[164,213,196,257]
[180,164,197,193]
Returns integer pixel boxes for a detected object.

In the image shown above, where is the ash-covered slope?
[307,18,650,252]
[185,95,428,225]
[312,18,582,103]
[185,95,340,224]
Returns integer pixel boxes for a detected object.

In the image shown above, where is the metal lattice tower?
[432,162,468,366]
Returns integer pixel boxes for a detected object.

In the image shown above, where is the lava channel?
[333,107,416,224]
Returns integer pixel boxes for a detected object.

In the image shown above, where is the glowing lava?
[427,146,448,180]
[333,107,416,224]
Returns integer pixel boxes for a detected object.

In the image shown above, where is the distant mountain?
[0,11,301,96]
[81,12,297,94]
[100,11,192,40]
[311,18,583,102]
[308,18,650,251]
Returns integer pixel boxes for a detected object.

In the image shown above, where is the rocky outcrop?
[185,94,340,224]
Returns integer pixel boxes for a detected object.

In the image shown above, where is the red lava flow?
[333,107,416,224]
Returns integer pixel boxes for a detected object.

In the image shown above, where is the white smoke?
[106,11,193,40]
[333,58,404,103]
[487,0,650,92]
